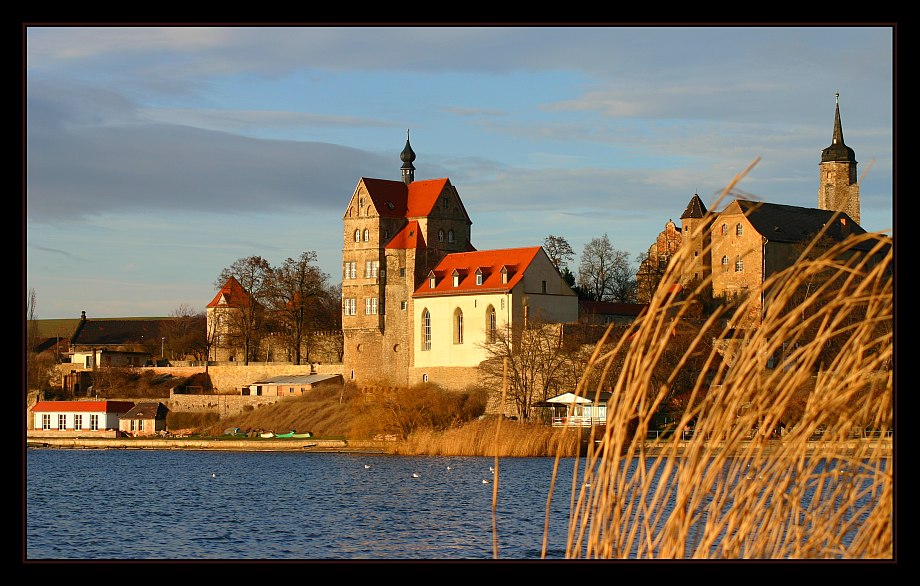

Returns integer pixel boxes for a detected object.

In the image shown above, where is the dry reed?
[551,173,893,559]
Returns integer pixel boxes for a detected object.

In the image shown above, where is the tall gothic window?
[438,229,444,242]
[363,228,369,242]
[448,229,455,243]
[721,256,729,272]
[487,306,496,343]
[454,308,464,344]
[422,310,431,351]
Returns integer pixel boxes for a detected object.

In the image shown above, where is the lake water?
[26,449,588,560]
[25,448,888,560]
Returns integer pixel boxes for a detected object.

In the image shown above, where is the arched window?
[736,223,743,236]
[454,308,464,344]
[438,229,444,242]
[422,309,431,351]
[354,229,360,242]
[448,229,455,243]
[363,228,369,242]
[487,306,496,343]
[721,256,729,272]
[721,224,728,236]
[735,256,744,272]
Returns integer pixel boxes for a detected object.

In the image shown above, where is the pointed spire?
[400,129,416,185]
[821,93,856,164]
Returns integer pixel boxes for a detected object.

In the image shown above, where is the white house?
[532,391,611,427]
[411,246,578,370]
[30,400,136,437]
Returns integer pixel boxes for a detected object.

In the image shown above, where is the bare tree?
[577,234,637,302]
[216,256,271,365]
[160,303,205,361]
[543,235,575,272]
[266,251,334,365]
[477,316,576,420]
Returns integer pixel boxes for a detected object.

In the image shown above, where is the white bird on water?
[446,466,452,471]
[211,473,217,479]
[489,466,495,474]
[364,464,371,469]
[482,479,490,484]
[412,473,420,478]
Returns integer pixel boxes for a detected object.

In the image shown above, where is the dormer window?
[452,272,460,287]
[476,270,483,286]
[429,275,436,289]
[501,267,510,284]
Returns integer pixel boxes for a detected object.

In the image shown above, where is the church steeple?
[818,93,860,224]
[400,129,416,185]
[821,92,857,164]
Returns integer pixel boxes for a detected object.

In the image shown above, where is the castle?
[637,94,880,328]
[200,95,881,388]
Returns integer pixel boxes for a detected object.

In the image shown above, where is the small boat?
[260,431,275,439]
[274,431,296,439]
[291,432,313,439]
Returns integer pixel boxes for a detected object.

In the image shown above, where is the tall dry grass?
[547,180,893,559]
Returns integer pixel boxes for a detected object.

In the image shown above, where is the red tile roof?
[31,400,136,413]
[413,247,542,297]
[207,276,255,309]
[385,220,427,250]
[360,177,450,218]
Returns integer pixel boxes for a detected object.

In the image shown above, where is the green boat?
[274,431,296,438]
[291,432,313,439]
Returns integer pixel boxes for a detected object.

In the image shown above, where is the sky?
[24,25,895,320]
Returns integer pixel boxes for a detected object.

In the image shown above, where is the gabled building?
[67,311,164,369]
[341,134,578,389]
[119,402,170,436]
[412,246,578,376]
[30,400,136,435]
[206,276,261,362]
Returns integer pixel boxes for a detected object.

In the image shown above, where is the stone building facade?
[341,135,577,390]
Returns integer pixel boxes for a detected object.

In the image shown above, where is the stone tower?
[679,193,713,287]
[818,93,860,224]
[341,133,473,386]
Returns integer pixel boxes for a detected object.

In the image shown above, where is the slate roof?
[121,402,169,420]
[246,374,342,386]
[680,194,708,219]
[734,201,877,249]
[71,318,166,346]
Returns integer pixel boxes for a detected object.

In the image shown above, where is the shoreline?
[26,435,892,457]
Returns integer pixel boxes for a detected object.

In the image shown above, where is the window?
[383,229,389,240]
[422,373,429,383]
[735,257,744,272]
[399,267,406,277]
[58,414,66,431]
[139,420,145,431]
[42,414,51,430]
[359,196,365,209]
[476,273,483,286]
[448,229,455,243]
[365,298,378,315]
[90,414,99,431]
[487,306,497,343]
[721,224,728,236]
[363,228,369,242]
[442,196,449,209]
[438,229,444,242]
[343,298,357,316]
[371,261,379,278]
[452,273,459,287]
[354,229,360,242]
[736,223,743,236]
[365,261,372,278]
[542,280,547,294]
[429,276,436,289]
[422,310,431,351]
[74,414,82,431]
[401,301,407,310]
[454,308,464,344]
[130,420,136,432]
[721,256,729,272]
